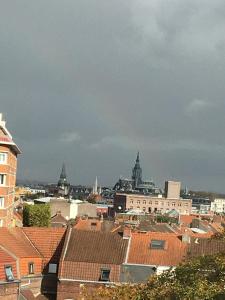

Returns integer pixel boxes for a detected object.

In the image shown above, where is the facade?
[0,114,21,227]
[50,198,97,220]
[57,228,128,300]
[211,198,225,214]
[114,182,192,215]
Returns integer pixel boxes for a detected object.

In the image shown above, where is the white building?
[211,198,225,214]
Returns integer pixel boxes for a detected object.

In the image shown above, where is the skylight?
[150,240,165,249]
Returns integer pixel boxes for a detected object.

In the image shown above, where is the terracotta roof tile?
[0,247,17,281]
[0,228,40,258]
[127,232,187,266]
[22,227,66,262]
[188,238,225,258]
[64,229,128,264]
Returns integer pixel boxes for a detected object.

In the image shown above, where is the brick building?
[114,181,192,215]
[0,113,21,227]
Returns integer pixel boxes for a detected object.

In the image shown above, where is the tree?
[23,204,51,227]
[81,253,225,300]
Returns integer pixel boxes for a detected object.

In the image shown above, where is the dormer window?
[5,265,14,281]
[100,268,110,281]
[150,240,165,250]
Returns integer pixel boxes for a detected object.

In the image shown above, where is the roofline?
[0,245,20,279]
[59,278,115,284]
[0,140,21,154]
[58,226,72,278]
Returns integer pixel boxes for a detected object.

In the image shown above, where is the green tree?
[23,204,51,227]
[81,253,225,300]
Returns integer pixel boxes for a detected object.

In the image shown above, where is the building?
[114,181,192,215]
[114,153,161,194]
[0,227,66,299]
[211,198,225,214]
[0,113,21,227]
[49,198,97,220]
[57,228,128,299]
[57,163,70,196]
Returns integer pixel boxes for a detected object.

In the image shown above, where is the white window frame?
[0,152,8,164]
[0,174,6,186]
[0,197,4,209]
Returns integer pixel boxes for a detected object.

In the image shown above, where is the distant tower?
[57,163,70,196]
[92,176,98,195]
[132,152,142,189]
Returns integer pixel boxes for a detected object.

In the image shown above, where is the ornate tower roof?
[58,163,69,186]
[132,152,142,188]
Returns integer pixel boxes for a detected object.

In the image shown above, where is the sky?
[1,0,225,191]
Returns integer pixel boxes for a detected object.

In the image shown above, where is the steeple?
[92,176,98,194]
[57,163,70,196]
[60,163,67,181]
[132,152,142,189]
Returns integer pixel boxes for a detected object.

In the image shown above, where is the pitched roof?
[63,229,128,264]
[187,238,225,258]
[22,227,66,262]
[0,228,40,258]
[127,232,187,266]
[0,247,17,281]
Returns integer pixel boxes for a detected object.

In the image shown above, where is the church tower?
[57,163,70,196]
[132,152,142,189]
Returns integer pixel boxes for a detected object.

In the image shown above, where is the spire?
[132,152,142,189]
[60,163,67,179]
[93,176,98,194]
[136,152,140,163]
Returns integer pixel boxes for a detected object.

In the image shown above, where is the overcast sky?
[1,1,225,191]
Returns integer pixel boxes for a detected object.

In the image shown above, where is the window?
[0,174,6,186]
[5,265,14,281]
[28,262,34,274]
[0,219,3,227]
[143,207,146,211]
[0,152,7,164]
[0,197,4,208]
[137,200,140,204]
[150,240,165,250]
[100,268,110,281]
[143,200,146,204]
[130,200,133,204]
[48,263,57,274]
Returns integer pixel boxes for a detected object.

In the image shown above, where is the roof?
[188,238,225,258]
[179,215,197,226]
[127,232,187,266]
[51,213,68,225]
[0,228,41,258]
[0,116,21,154]
[0,247,17,281]
[63,229,128,264]
[22,227,66,262]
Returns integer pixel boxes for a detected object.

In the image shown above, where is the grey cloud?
[1,0,225,191]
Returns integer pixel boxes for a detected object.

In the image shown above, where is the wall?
[0,145,17,227]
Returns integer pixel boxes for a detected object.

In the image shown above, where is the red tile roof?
[127,232,187,266]
[0,228,41,258]
[188,238,225,258]
[0,247,17,281]
[63,229,128,264]
[22,227,66,262]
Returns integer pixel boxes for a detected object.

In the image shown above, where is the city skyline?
[1,1,225,192]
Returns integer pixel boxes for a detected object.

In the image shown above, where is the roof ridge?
[21,228,43,258]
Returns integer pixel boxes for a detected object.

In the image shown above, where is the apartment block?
[0,114,21,227]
